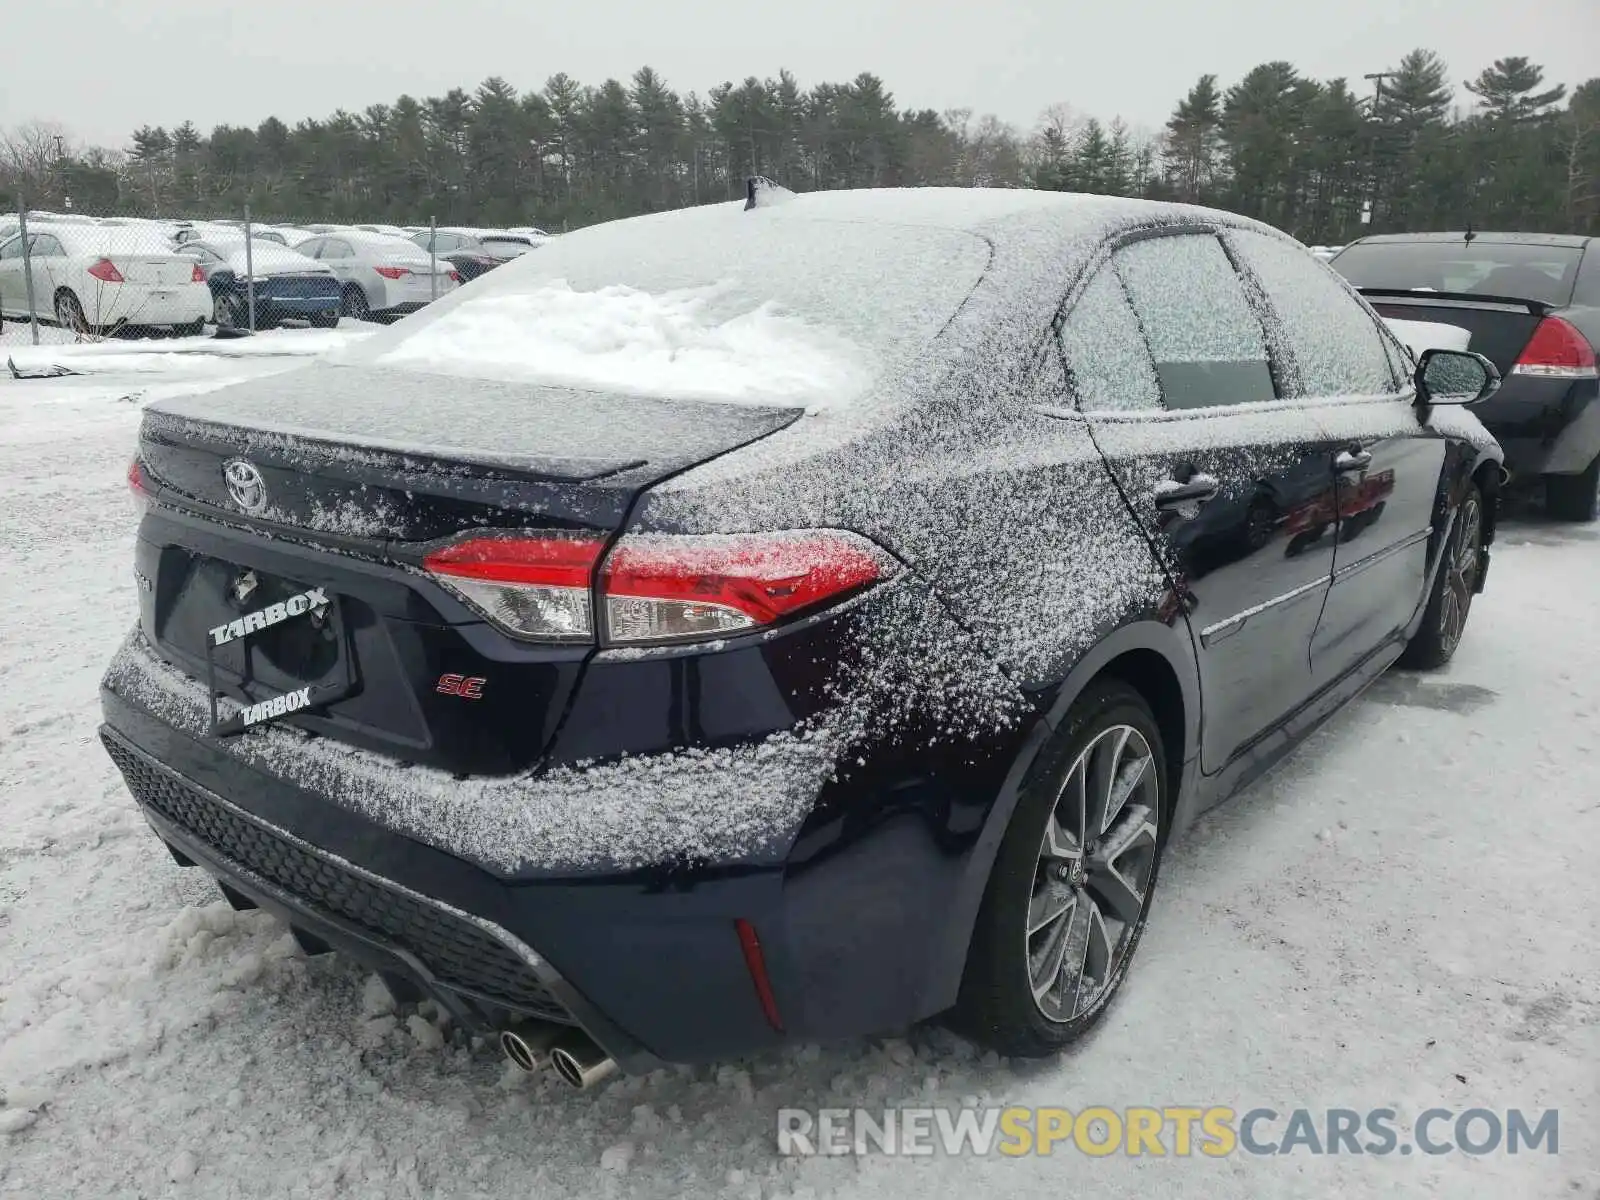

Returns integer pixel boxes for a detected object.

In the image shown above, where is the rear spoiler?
[1356,287,1551,317]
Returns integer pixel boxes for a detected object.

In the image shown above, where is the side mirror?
[1415,348,1500,406]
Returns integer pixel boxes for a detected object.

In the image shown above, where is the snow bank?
[2,324,376,375]
[377,281,873,409]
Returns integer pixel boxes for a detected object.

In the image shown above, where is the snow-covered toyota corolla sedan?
[100,188,1503,1088]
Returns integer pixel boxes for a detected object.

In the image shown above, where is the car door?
[28,233,67,307]
[1068,228,1344,775]
[1221,228,1448,687]
[0,234,33,317]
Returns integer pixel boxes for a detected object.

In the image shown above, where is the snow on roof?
[348,190,1247,413]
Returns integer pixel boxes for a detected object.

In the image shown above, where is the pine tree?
[1163,74,1223,202]
[1466,57,1567,122]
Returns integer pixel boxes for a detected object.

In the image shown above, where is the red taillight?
[734,918,784,1032]
[191,263,206,283]
[128,457,151,514]
[1513,316,1598,378]
[448,269,462,283]
[374,265,410,280]
[88,258,125,283]
[421,529,893,645]
[423,535,604,641]
[601,531,889,643]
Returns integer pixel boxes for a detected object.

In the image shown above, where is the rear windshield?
[345,205,989,411]
[1331,241,1582,307]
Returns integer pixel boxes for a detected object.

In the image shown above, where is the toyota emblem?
[222,459,268,514]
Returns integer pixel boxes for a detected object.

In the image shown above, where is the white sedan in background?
[0,225,210,334]
[293,230,459,320]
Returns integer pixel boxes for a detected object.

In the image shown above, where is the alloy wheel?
[1438,495,1482,656]
[1027,724,1161,1023]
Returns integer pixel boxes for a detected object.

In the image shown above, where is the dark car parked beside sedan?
[102,189,1503,1089]
[181,237,341,329]
[1332,232,1600,519]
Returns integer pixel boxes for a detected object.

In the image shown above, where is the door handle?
[1154,473,1220,511]
[1334,448,1373,472]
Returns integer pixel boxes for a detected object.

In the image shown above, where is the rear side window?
[1114,233,1275,409]
[324,240,352,258]
[1060,268,1160,412]
[31,234,64,256]
[1227,229,1396,397]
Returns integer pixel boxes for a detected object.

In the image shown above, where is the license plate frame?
[204,583,357,738]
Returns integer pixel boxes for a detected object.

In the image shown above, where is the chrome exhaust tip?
[548,1030,618,1089]
[498,1021,565,1074]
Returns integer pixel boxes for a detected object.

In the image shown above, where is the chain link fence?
[1,203,554,346]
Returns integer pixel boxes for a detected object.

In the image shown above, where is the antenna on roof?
[745,176,796,211]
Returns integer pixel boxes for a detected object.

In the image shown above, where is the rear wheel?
[309,310,340,329]
[54,290,90,336]
[952,681,1166,1056]
[174,319,204,338]
[1545,455,1600,522]
[341,286,371,321]
[1400,483,1484,670]
[213,291,243,330]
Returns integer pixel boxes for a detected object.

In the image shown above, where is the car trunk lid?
[116,254,200,287]
[133,364,800,772]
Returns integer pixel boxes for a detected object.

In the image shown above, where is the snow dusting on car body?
[100,187,1505,1076]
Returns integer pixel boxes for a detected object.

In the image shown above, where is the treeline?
[2,52,1597,243]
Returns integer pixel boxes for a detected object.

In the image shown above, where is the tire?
[951,680,1167,1057]
[174,319,204,338]
[1400,482,1484,670]
[1545,455,1600,522]
[340,286,371,321]
[54,290,90,336]
[309,310,340,329]
[213,291,243,330]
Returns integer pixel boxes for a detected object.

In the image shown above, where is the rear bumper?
[93,283,211,326]
[99,599,1029,1067]
[1475,376,1600,479]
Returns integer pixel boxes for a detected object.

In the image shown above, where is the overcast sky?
[5,0,1597,149]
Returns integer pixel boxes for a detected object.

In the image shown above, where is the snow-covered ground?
[0,346,1595,1198]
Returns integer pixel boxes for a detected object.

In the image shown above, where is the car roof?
[1348,231,1592,249]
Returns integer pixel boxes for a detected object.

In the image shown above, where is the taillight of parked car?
[1512,316,1598,379]
[448,269,462,283]
[128,456,151,516]
[88,258,125,283]
[374,265,411,280]
[191,263,206,283]
[422,530,896,645]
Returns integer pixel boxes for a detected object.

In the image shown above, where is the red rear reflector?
[1513,316,1597,378]
[448,269,462,283]
[374,265,410,279]
[88,258,125,283]
[734,918,784,1032]
[191,263,206,283]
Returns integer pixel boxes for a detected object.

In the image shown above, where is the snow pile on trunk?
[1382,316,1472,357]
[378,282,873,410]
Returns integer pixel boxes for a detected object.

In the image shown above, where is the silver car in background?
[293,230,459,321]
